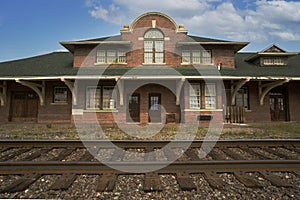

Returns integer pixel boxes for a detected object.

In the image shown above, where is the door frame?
[127,93,140,123]
[148,93,161,123]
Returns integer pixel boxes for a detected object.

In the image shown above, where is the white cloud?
[86,0,300,43]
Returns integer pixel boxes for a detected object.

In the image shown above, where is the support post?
[259,79,290,105]
[176,78,185,105]
[15,80,46,106]
[61,78,77,105]
[230,78,250,105]
[116,78,124,106]
[0,81,7,106]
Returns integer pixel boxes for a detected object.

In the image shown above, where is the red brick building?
[0,12,299,124]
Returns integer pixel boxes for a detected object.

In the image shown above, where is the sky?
[0,0,300,62]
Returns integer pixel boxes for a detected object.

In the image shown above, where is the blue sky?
[1,0,300,61]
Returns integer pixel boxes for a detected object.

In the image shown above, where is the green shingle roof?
[0,51,299,79]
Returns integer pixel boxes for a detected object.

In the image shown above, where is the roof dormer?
[246,44,298,67]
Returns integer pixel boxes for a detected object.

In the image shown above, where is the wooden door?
[269,93,286,121]
[127,94,140,122]
[11,92,38,122]
[148,93,161,123]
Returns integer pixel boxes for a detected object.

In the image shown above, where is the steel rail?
[0,160,299,175]
[0,139,299,148]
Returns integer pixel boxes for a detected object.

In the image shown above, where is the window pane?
[107,50,116,63]
[205,96,216,109]
[182,51,190,63]
[155,41,164,52]
[190,84,201,109]
[205,84,216,96]
[118,51,126,63]
[96,50,106,63]
[205,84,216,109]
[54,87,67,103]
[202,50,212,64]
[192,51,201,63]
[103,87,115,109]
[144,30,163,39]
[144,41,153,52]
[155,52,164,63]
[86,88,101,109]
[144,52,153,63]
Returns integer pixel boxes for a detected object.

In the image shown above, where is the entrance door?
[127,94,140,122]
[11,92,38,122]
[269,93,286,121]
[149,93,161,123]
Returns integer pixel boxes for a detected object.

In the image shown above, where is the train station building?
[0,12,299,124]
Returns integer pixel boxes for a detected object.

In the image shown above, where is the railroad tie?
[143,173,162,192]
[208,149,227,160]
[144,147,155,161]
[0,173,41,193]
[21,148,52,161]
[262,147,293,159]
[239,147,271,159]
[49,173,77,190]
[184,149,200,161]
[78,150,95,161]
[0,148,31,161]
[283,146,300,154]
[203,171,225,190]
[259,171,292,187]
[49,148,75,161]
[176,172,197,191]
[96,173,117,192]
[233,171,263,188]
[110,149,125,161]
[220,148,246,160]
[163,147,177,161]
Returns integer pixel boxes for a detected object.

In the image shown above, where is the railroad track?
[0,139,299,195]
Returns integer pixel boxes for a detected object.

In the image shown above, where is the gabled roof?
[60,35,131,53]
[246,44,298,62]
[0,52,76,77]
[178,35,249,53]
[0,51,300,79]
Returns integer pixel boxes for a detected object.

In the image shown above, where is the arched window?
[144,29,164,64]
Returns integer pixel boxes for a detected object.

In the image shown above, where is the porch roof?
[0,51,300,80]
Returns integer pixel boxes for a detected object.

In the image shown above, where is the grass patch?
[0,122,299,140]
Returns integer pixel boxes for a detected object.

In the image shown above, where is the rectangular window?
[96,50,126,64]
[102,86,115,109]
[205,84,216,109]
[182,50,212,64]
[236,87,249,109]
[54,87,68,103]
[182,50,191,63]
[86,86,116,110]
[86,87,101,109]
[189,84,201,109]
[262,57,285,66]
[189,83,216,109]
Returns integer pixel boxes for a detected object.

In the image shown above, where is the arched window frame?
[144,29,164,64]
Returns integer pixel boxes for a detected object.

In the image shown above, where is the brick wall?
[37,81,72,123]
[72,13,236,69]
[288,82,300,121]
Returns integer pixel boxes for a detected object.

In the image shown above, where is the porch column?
[176,78,185,105]
[0,81,7,106]
[259,79,290,105]
[230,78,250,105]
[61,78,77,105]
[116,78,124,106]
[15,80,46,106]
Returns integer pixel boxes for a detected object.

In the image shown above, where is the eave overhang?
[60,41,132,53]
[176,42,249,53]
[246,52,299,62]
